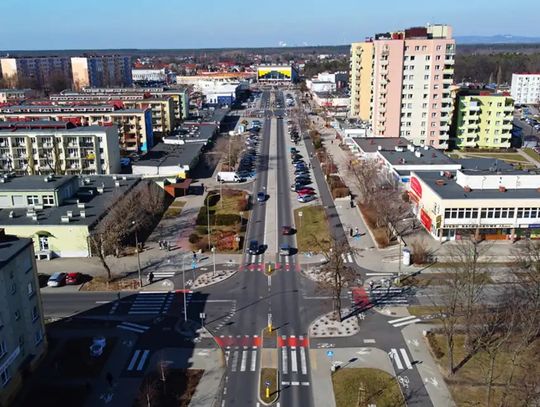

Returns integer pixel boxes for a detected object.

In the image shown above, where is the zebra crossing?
[117,321,150,334]
[369,287,409,306]
[128,291,175,315]
[341,252,355,264]
[279,335,310,387]
[220,335,262,373]
[388,348,414,372]
[275,256,301,272]
[388,315,421,328]
[150,270,176,279]
[126,349,151,372]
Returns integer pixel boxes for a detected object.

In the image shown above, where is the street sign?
[298,211,303,217]
[265,380,270,387]
[199,312,206,319]
[326,350,334,358]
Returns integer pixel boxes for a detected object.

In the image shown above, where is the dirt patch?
[134,368,204,407]
[81,276,140,291]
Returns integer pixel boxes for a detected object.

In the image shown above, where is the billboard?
[257,66,297,82]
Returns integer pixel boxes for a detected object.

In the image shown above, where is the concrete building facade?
[0,231,47,407]
[510,73,540,105]
[0,56,71,89]
[455,92,514,149]
[71,56,132,90]
[349,25,456,149]
[0,124,120,175]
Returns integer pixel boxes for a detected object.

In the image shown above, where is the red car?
[66,272,83,285]
[282,226,294,235]
[297,188,316,195]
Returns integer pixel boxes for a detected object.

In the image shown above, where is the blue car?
[257,192,266,202]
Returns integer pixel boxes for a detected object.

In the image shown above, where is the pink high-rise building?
[350,24,455,149]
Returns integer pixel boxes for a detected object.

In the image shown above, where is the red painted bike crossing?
[351,287,371,308]
[239,262,302,272]
[215,334,308,348]
[278,335,309,348]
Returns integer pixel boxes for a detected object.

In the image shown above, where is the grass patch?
[134,368,203,407]
[294,205,331,252]
[522,147,540,165]
[163,199,186,219]
[427,333,540,407]
[56,337,117,378]
[260,367,278,404]
[461,152,529,163]
[401,272,493,288]
[332,368,404,407]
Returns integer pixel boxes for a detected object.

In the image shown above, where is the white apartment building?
[511,73,540,105]
[132,68,167,83]
[0,125,120,175]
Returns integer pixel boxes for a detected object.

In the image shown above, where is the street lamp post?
[182,254,188,322]
[132,221,142,288]
[211,246,216,277]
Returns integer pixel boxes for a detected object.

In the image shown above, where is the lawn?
[162,199,186,219]
[191,189,249,253]
[427,333,540,406]
[260,367,278,404]
[134,368,204,407]
[400,272,493,288]
[460,152,529,163]
[294,205,331,252]
[332,368,404,407]
[522,147,540,165]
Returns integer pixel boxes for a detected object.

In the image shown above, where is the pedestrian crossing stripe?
[280,347,309,378]
[340,253,355,263]
[389,348,413,371]
[227,349,258,373]
[388,315,421,327]
[127,349,150,371]
[117,321,150,334]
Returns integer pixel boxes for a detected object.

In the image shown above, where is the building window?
[27,282,34,297]
[424,74,430,80]
[415,46,420,51]
[42,195,54,206]
[32,306,39,322]
[425,65,430,70]
[27,195,39,205]
[35,328,43,345]
[14,310,20,321]
[425,55,431,60]
[10,283,16,295]
[436,45,442,51]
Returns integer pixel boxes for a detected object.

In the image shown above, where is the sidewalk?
[402,324,456,407]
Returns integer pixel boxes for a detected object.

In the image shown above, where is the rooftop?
[166,123,217,144]
[413,171,540,200]
[352,137,411,153]
[0,124,112,135]
[0,175,140,226]
[133,142,203,168]
[0,232,32,268]
[456,158,515,172]
[379,146,456,167]
[0,175,76,192]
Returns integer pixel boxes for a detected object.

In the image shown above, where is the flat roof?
[413,171,540,200]
[352,137,411,153]
[0,234,32,268]
[0,175,76,192]
[0,125,112,134]
[456,158,515,172]
[379,147,456,166]
[167,123,217,142]
[0,176,140,227]
[132,142,203,168]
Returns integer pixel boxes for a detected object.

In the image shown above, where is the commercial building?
[349,24,456,148]
[131,142,203,177]
[0,174,140,258]
[0,56,71,88]
[257,65,299,82]
[71,55,132,90]
[0,230,46,407]
[0,104,153,153]
[0,123,120,175]
[132,68,167,83]
[455,91,514,149]
[311,92,350,117]
[163,123,217,146]
[0,89,34,103]
[510,73,540,105]
[408,169,540,241]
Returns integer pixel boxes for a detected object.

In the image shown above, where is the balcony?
[443,68,454,75]
[469,105,481,112]
[503,105,514,113]
[444,58,455,65]
[502,124,513,130]
[439,125,450,132]
[442,76,453,84]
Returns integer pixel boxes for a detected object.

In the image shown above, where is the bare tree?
[348,159,381,204]
[372,187,410,244]
[314,237,357,320]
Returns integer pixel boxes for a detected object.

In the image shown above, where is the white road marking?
[268,275,271,287]
[363,339,376,344]
[393,318,421,327]
[291,349,298,373]
[388,315,417,324]
[390,348,403,370]
[400,348,413,370]
[282,348,288,374]
[231,351,239,372]
[347,253,353,263]
[251,350,257,372]
[127,350,140,371]
[136,350,150,371]
[301,382,310,386]
[300,346,307,374]
[240,350,247,372]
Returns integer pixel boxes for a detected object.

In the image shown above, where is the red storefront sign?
[420,209,432,231]
[410,177,422,199]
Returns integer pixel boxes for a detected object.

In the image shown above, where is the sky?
[1,0,540,50]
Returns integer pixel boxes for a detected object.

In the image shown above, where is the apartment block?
[0,89,34,103]
[0,56,71,89]
[510,73,540,105]
[0,123,120,175]
[455,92,514,149]
[349,42,374,121]
[349,24,456,149]
[0,104,153,153]
[71,55,132,90]
[0,231,47,406]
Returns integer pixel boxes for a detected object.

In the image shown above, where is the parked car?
[257,192,266,202]
[297,194,316,203]
[248,240,260,255]
[297,188,316,195]
[282,226,294,235]
[66,272,83,285]
[279,244,292,256]
[47,272,66,287]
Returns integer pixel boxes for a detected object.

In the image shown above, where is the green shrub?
[205,193,220,207]
[188,233,200,244]
[196,208,215,226]
[214,214,241,226]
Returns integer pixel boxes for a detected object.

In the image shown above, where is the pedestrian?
[369,280,374,291]
[355,227,359,237]
[106,372,114,387]
[166,241,171,251]
[148,272,154,284]
[193,251,197,262]
[159,240,163,250]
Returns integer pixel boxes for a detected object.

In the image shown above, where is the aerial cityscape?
[1,1,540,407]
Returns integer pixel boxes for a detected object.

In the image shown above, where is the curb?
[191,268,239,290]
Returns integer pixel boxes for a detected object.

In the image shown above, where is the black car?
[248,240,259,255]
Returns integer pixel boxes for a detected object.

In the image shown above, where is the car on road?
[295,176,311,183]
[297,188,316,195]
[248,240,260,255]
[66,272,83,285]
[47,272,66,287]
[297,194,316,203]
[282,226,294,235]
[257,192,266,202]
[279,244,292,256]
[290,147,298,153]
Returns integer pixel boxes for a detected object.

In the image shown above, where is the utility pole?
[132,221,142,288]
[182,254,188,322]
